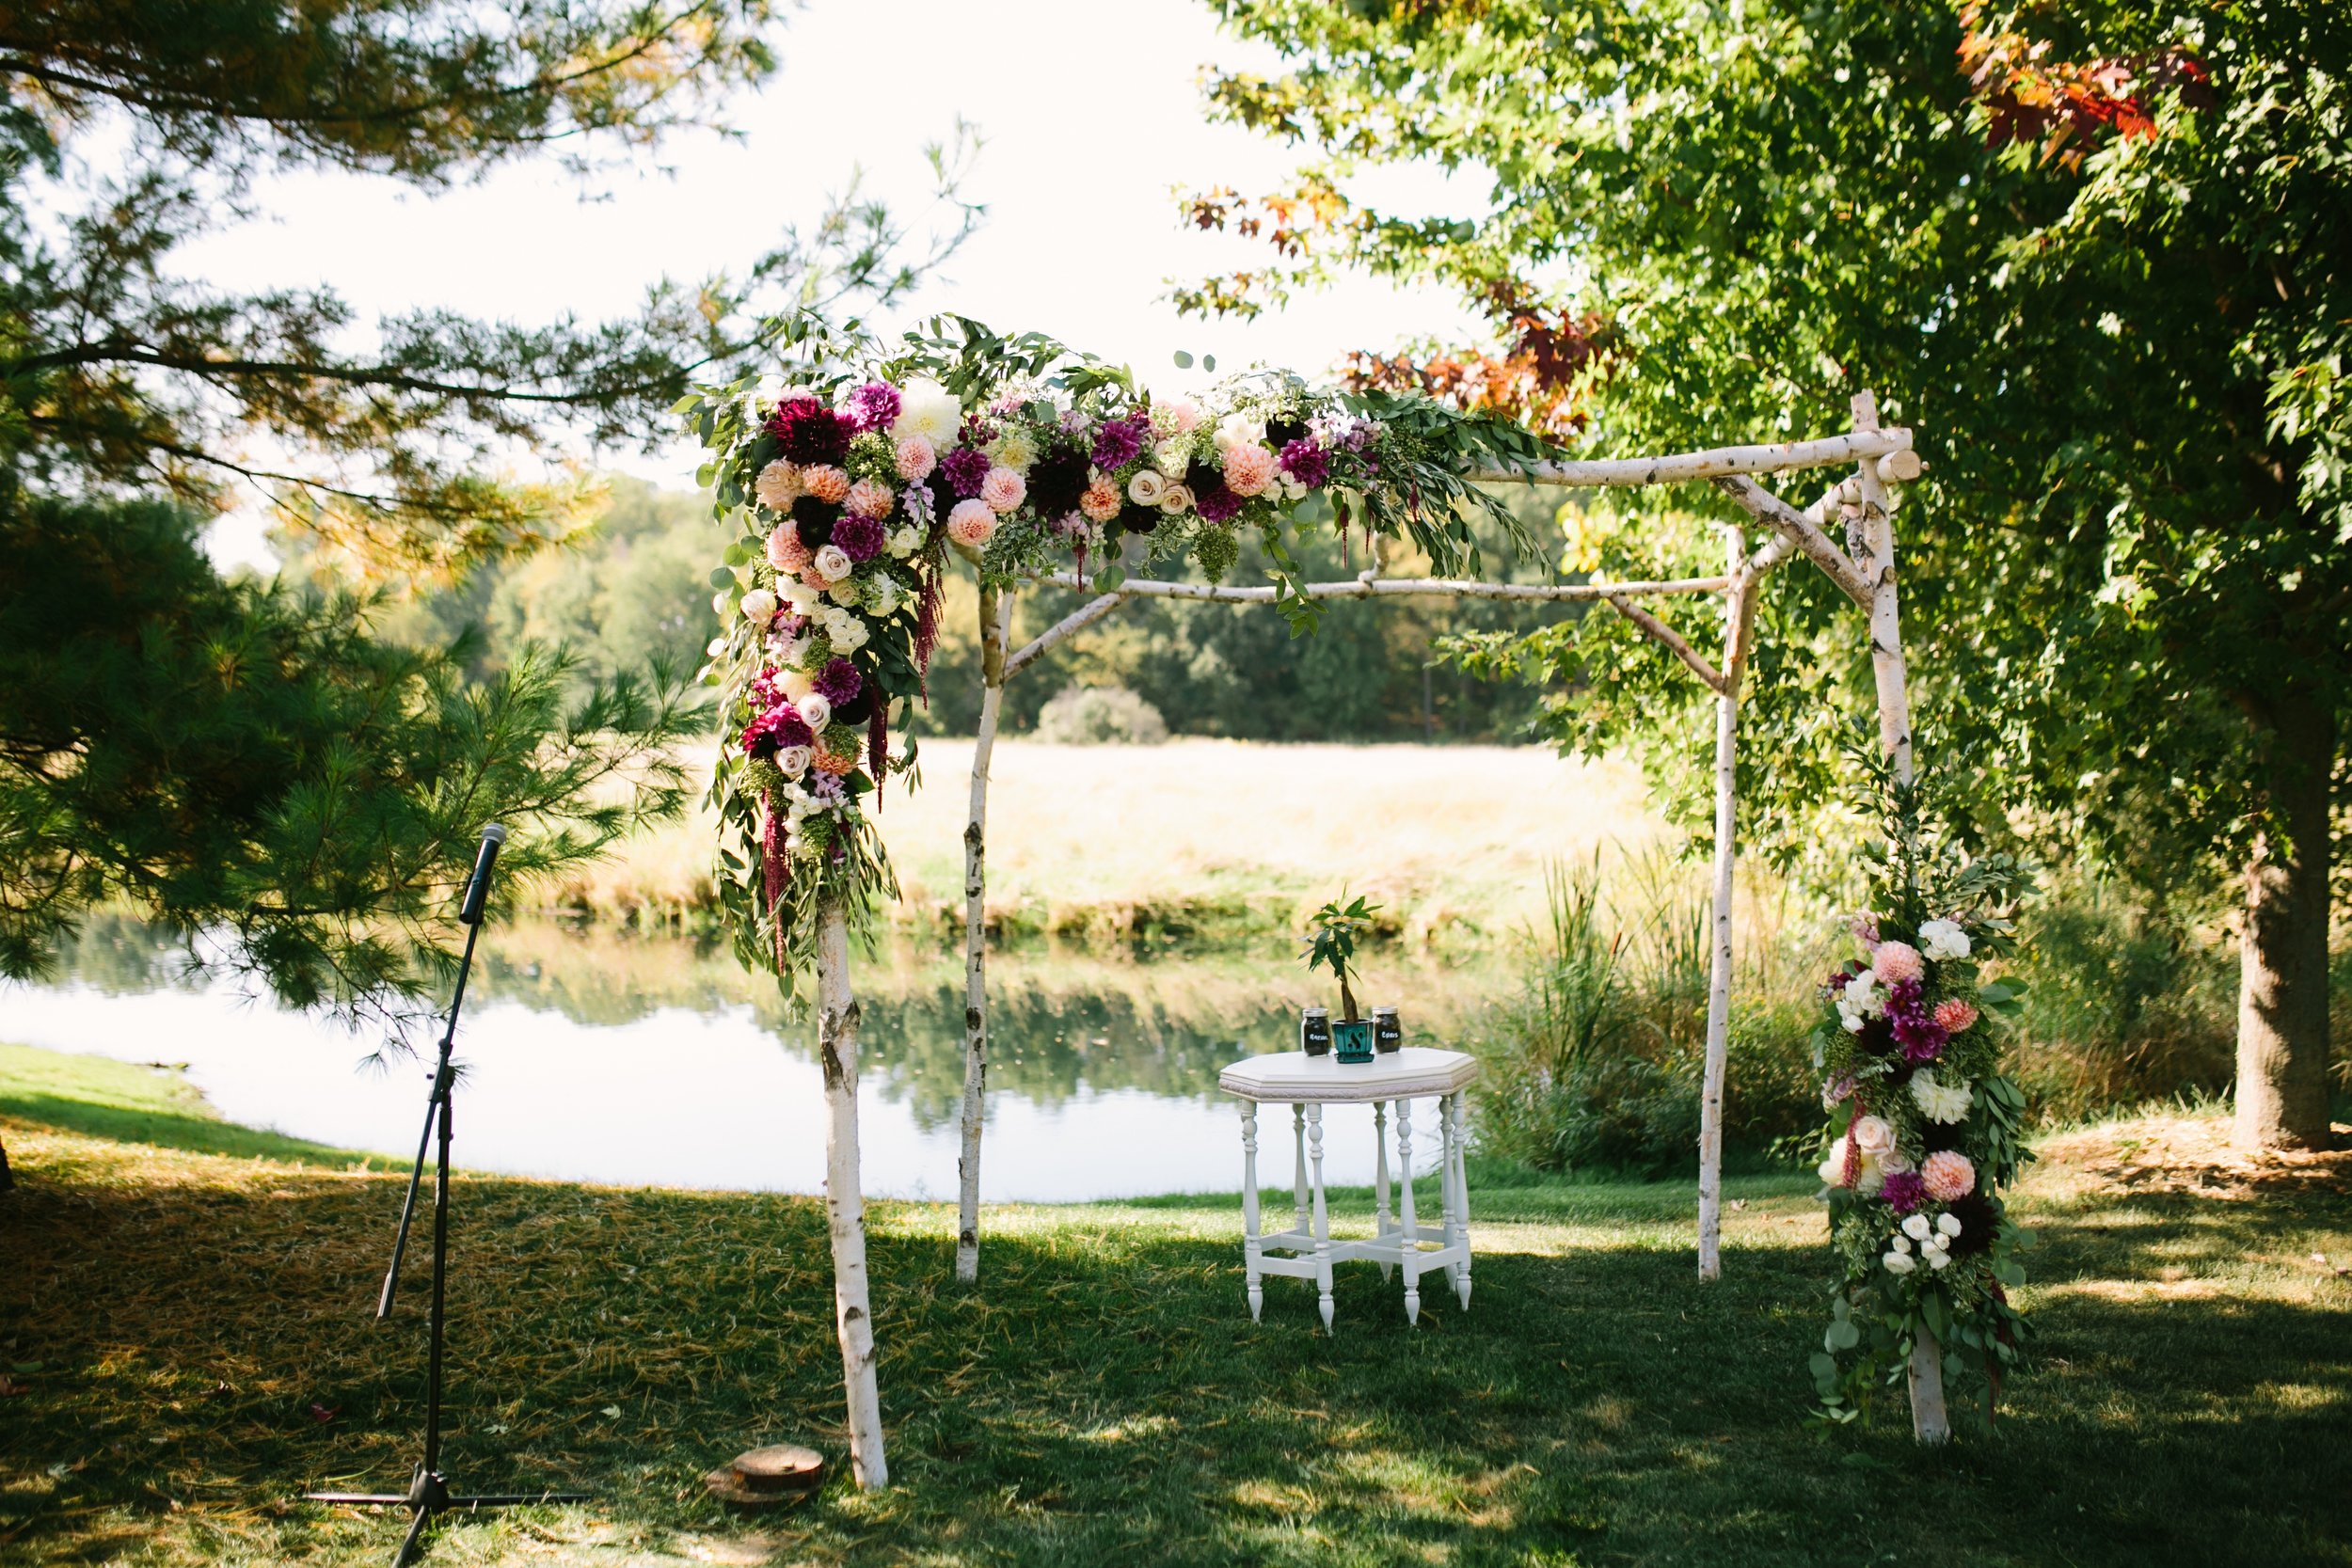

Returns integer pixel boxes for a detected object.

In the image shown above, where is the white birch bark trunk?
[817,894,889,1487]
[1697,524,1746,1282]
[1851,390,1948,1445]
[955,585,1009,1284]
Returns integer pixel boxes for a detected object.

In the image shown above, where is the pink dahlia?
[801,465,850,505]
[980,465,1026,514]
[1872,941,1925,986]
[946,498,997,547]
[1920,1150,1976,1202]
[754,459,802,512]
[1934,998,1979,1034]
[1221,442,1279,498]
[846,478,897,520]
[894,436,938,482]
[1079,474,1122,523]
[766,524,813,575]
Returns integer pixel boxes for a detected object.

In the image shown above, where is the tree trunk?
[2235,698,2336,1151]
[816,894,889,1489]
[956,585,1009,1283]
[1908,1327,1950,1446]
[0,1129,14,1192]
[1698,525,1747,1283]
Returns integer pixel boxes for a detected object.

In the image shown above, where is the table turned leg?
[1306,1102,1334,1334]
[1447,1090,1472,1309]
[1373,1101,1393,1280]
[1291,1103,1310,1237]
[1395,1097,1422,1325]
[1240,1101,1263,1323]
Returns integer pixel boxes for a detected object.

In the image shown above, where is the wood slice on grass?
[705,1444,824,1507]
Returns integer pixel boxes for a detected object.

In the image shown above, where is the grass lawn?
[2,1046,2348,1567]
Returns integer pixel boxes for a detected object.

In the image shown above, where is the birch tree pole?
[816,894,889,1487]
[955,585,1011,1284]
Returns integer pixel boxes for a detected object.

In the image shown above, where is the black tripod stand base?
[307,1474,592,1568]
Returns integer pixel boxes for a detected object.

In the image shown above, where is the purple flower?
[832,513,886,562]
[1277,438,1330,489]
[1090,415,1147,471]
[844,381,901,433]
[1196,483,1244,524]
[817,657,863,705]
[740,705,814,759]
[1881,1171,1926,1214]
[941,443,992,499]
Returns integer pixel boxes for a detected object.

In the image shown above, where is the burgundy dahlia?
[1880,1171,1926,1214]
[832,513,885,562]
[844,381,902,434]
[766,396,853,466]
[740,705,815,759]
[817,657,863,705]
[792,496,838,548]
[941,443,993,499]
[1028,448,1090,518]
[1277,438,1330,489]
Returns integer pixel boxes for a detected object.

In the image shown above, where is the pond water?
[0,915,1510,1201]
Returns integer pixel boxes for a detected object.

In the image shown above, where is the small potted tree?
[1304,893,1381,1064]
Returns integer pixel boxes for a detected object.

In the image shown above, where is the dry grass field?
[547,740,1674,948]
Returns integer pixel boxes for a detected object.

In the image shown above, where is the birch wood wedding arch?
[946,390,1924,1309]
[688,339,1946,1489]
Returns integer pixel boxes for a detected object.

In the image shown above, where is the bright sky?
[179,0,1489,567]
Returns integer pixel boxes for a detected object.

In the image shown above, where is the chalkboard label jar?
[1373,1006,1403,1053]
[1300,1006,1333,1057]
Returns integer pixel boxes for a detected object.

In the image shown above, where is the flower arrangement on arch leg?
[1809,738,2035,1431]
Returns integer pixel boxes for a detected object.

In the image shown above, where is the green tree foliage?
[0,3,972,1186]
[1184,0,2349,1145]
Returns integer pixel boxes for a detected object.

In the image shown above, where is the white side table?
[1217,1046,1478,1331]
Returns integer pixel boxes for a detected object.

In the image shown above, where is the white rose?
[1882,1252,1916,1275]
[1928,1250,1951,1271]
[1128,469,1168,506]
[1158,484,1195,515]
[834,618,870,652]
[1919,918,1971,961]
[1851,1115,1895,1159]
[812,545,854,583]
[780,580,819,613]
[888,527,921,558]
[828,582,860,606]
[739,588,778,624]
[775,744,813,779]
[1215,411,1266,451]
[1900,1213,1932,1242]
[795,692,833,731]
[1890,1233,1913,1255]
[1937,1212,1963,1238]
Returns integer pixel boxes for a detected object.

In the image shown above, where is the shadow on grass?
[0,1138,2346,1568]
[0,1094,373,1165]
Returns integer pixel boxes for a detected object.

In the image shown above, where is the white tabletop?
[1218,1046,1478,1103]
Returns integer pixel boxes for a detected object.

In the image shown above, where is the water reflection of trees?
[40,917,1503,1131]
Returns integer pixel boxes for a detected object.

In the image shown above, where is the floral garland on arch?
[1808,744,2036,1430]
[674,315,1552,996]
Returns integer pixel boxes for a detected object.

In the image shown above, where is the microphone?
[458,823,507,927]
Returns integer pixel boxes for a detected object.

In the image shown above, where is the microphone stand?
[308,826,589,1566]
